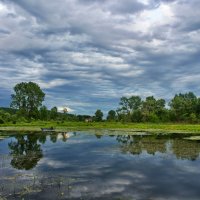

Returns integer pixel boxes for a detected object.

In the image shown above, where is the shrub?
[0,118,4,124]
[148,113,159,123]
[189,113,198,123]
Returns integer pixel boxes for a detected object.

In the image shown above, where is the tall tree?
[169,92,197,121]
[95,109,103,122]
[39,105,48,121]
[118,96,142,115]
[142,96,157,114]
[118,96,142,122]
[141,96,166,122]
[107,110,116,121]
[50,106,58,120]
[11,82,45,119]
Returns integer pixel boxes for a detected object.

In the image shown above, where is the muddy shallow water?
[0,131,200,200]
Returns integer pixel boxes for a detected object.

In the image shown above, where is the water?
[0,131,200,200]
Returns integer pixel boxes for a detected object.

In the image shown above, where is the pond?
[0,131,200,200]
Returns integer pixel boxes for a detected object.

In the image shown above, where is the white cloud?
[38,79,72,89]
[57,106,74,113]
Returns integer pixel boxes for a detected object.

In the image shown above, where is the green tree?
[4,112,11,122]
[141,96,166,122]
[169,92,197,121]
[107,110,116,121]
[0,117,4,124]
[189,113,198,123]
[11,82,45,119]
[118,96,142,122]
[131,110,143,122]
[118,96,142,115]
[50,106,58,120]
[11,114,18,124]
[95,109,103,122]
[154,99,168,121]
[141,96,156,122]
[196,98,200,117]
[0,110,11,122]
[40,105,48,121]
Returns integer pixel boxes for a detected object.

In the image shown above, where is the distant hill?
[0,107,17,114]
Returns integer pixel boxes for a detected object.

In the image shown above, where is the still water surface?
[0,131,200,199]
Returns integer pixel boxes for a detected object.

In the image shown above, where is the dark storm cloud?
[0,0,200,114]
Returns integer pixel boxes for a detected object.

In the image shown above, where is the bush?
[148,113,159,123]
[0,118,4,124]
[131,110,143,122]
[189,113,198,123]
[19,117,27,122]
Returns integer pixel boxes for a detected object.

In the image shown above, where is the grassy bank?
[1,121,200,134]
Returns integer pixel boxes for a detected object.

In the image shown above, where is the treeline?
[0,106,92,124]
[109,92,200,123]
[1,81,200,124]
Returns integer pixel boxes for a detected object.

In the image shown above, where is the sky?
[0,0,200,115]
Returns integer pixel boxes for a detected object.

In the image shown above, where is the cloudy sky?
[0,0,200,115]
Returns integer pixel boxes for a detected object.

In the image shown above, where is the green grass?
[1,121,200,135]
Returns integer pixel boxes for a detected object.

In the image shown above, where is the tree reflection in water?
[8,134,43,170]
[50,132,58,143]
[116,135,200,160]
[8,132,74,170]
[7,133,200,171]
[172,139,200,161]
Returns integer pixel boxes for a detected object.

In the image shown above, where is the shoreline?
[1,122,200,135]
